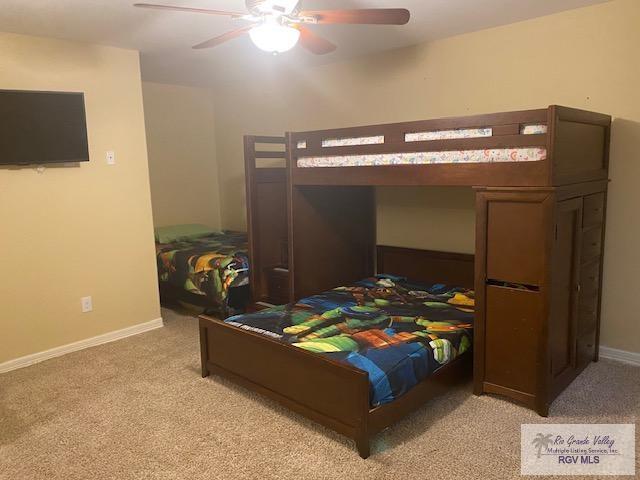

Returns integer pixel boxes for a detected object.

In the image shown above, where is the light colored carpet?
[1,307,638,480]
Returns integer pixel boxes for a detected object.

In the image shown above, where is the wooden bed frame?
[199,246,474,458]
[204,105,610,457]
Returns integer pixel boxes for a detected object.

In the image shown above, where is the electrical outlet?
[81,296,93,313]
[106,151,115,165]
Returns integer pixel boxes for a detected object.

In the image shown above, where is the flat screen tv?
[0,90,89,165]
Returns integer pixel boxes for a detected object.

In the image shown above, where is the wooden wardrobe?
[473,109,610,416]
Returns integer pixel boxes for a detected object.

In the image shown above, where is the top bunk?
[287,105,611,187]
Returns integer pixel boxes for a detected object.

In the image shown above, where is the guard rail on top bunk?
[286,106,610,187]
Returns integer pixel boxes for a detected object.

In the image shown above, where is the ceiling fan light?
[249,21,300,53]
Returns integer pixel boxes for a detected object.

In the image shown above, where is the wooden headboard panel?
[376,245,475,289]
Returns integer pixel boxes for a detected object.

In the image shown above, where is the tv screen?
[0,90,89,165]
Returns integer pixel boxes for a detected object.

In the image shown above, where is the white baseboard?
[599,346,640,367]
[0,317,164,374]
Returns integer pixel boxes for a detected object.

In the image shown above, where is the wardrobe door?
[549,198,582,396]
[484,285,542,396]
[486,199,547,286]
[475,190,553,414]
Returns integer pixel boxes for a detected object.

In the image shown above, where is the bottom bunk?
[199,247,475,457]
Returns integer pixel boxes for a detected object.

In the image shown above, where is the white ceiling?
[0,0,611,86]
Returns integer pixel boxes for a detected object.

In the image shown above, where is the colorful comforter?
[156,231,249,309]
[226,275,474,407]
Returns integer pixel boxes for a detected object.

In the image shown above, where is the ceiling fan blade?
[297,26,337,55]
[300,9,410,25]
[193,26,252,49]
[134,3,244,17]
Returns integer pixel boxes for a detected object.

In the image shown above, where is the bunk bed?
[200,106,611,458]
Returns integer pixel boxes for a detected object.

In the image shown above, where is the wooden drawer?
[484,285,542,395]
[581,227,602,263]
[583,193,605,228]
[266,267,290,305]
[578,262,600,336]
[486,200,547,286]
[577,261,599,363]
[580,260,600,297]
[576,329,597,369]
[579,285,599,319]
[578,307,598,337]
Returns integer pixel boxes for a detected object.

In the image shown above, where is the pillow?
[154,224,216,244]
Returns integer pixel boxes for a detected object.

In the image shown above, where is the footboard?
[198,315,372,456]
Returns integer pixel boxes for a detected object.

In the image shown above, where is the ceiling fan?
[134,1,410,55]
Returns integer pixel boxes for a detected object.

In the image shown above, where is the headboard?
[376,245,474,289]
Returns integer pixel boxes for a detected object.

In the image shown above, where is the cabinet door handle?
[576,284,581,293]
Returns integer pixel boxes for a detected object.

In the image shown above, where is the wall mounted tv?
[0,90,89,165]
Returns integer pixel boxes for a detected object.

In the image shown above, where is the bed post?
[355,430,370,459]
[244,135,258,303]
[199,321,210,378]
[355,371,371,459]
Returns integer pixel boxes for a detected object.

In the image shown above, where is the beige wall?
[142,82,221,229]
[212,0,640,353]
[0,32,160,364]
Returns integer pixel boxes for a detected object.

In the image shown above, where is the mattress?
[156,231,249,309]
[296,124,547,168]
[226,275,474,407]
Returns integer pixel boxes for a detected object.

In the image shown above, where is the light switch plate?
[106,151,115,165]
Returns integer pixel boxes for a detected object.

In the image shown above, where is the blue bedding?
[226,275,474,407]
